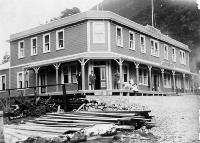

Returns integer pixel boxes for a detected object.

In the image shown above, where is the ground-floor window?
[17,72,24,89]
[185,78,190,89]
[62,64,77,84]
[25,71,29,88]
[139,68,148,85]
[0,75,6,91]
[164,73,171,88]
[176,76,181,89]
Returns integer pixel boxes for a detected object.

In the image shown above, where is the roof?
[0,62,10,70]
[9,11,190,52]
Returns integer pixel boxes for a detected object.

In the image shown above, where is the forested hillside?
[93,0,200,72]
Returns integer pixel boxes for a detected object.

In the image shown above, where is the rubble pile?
[82,100,149,111]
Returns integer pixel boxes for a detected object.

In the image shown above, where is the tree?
[60,7,81,18]
[50,7,81,22]
[2,53,10,64]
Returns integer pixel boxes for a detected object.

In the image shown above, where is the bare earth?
[87,95,200,143]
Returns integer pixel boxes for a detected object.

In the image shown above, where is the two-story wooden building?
[0,11,196,96]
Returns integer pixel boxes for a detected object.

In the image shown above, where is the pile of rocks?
[82,100,148,111]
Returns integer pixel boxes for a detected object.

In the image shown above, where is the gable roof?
[9,11,190,51]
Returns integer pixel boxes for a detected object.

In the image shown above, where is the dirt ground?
[87,95,200,143]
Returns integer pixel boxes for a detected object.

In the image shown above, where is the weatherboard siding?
[10,22,87,67]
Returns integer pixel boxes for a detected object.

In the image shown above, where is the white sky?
[0,0,103,62]
[0,0,199,63]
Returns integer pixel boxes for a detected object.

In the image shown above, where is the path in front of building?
[88,95,200,143]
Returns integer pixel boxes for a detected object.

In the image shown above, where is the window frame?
[140,35,146,53]
[25,71,29,88]
[129,31,135,50]
[164,44,169,60]
[17,71,24,89]
[150,39,159,57]
[31,37,37,56]
[18,40,25,59]
[139,68,148,86]
[56,29,64,50]
[172,47,176,62]
[180,50,186,65]
[116,26,123,47]
[43,33,51,53]
[123,65,129,83]
[93,22,105,43]
[0,75,6,91]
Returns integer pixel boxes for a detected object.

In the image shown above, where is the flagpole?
[152,0,154,27]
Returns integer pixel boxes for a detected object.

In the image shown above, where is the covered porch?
[23,52,194,96]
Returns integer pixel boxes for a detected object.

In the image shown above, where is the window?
[17,72,24,89]
[25,71,29,88]
[56,29,64,50]
[63,66,69,83]
[43,33,50,53]
[123,65,128,83]
[18,41,24,58]
[172,47,176,62]
[71,65,77,83]
[116,26,123,47]
[140,35,146,53]
[93,22,105,43]
[129,31,135,50]
[164,44,168,60]
[164,73,171,88]
[150,39,159,57]
[139,68,148,85]
[31,37,37,55]
[0,75,6,91]
[180,50,186,65]
[176,76,181,89]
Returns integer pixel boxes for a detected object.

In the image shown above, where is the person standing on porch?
[76,72,82,90]
[89,71,96,90]
[114,70,120,89]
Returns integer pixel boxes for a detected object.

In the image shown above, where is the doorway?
[153,73,159,91]
[40,71,46,93]
[93,66,106,90]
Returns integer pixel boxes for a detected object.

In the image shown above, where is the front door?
[40,72,46,93]
[93,67,106,90]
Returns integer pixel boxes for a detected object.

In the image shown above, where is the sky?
[0,0,103,62]
[0,0,199,63]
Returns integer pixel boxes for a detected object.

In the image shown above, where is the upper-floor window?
[43,33,50,53]
[18,41,24,58]
[93,22,105,43]
[140,35,146,53]
[172,47,176,62]
[129,31,135,50]
[150,39,159,57]
[180,50,186,65]
[0,75,6,91]
[116,26,123,47]
[31,37,37,56]
[56,29,64,50]
[164,44,168,60]
[17,72,24,89]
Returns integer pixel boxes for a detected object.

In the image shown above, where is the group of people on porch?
[76,70,138,92]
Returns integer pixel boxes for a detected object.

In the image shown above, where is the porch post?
[134,62,140,86]
[161,68,164,92]
[183,73,185,93]
[33,67,40,93]
[172,70,176,92]
[191,75,194,93]
[79,58,89,90]
[148,65,152,91]
[119,58,123,90]
[53,63,61,92]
